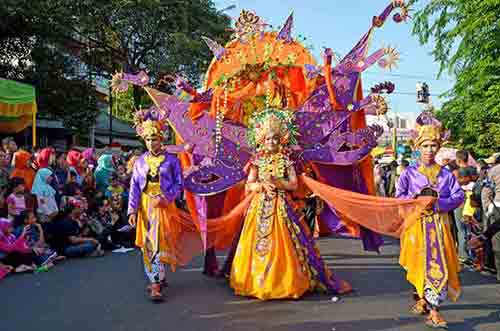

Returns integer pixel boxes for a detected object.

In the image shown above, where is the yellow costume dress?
[230,153,351,300]
[397,163,463,306]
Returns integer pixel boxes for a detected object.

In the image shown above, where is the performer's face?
[264,132,280,153]
[145,135,162,155]
[418,140,439,165]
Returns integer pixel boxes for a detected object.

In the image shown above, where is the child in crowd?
[467,193,485,271]
[6,177,28,220]
[105,173,127,201]
[455,168,473,265]
[13,211,59,268]
[0,218,36,273]
[459,167,480,267]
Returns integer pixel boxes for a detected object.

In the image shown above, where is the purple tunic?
[127,152,183,216]
[396,163,464,305]
[395,164,464,212]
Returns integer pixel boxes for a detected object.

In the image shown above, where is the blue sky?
[214,0,454,124]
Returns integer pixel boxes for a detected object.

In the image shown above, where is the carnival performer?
[127,109,183,302]
[396,112,463,329]
[230,108,352,300]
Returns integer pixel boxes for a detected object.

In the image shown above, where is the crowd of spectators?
[375,150,500,281]
[0,137,138,279]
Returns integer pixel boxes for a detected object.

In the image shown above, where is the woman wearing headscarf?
[10,150,36,191]
[66,150,83,186]
[82,148,97,169]
[35,148,55,170]
[95,154,116,193]
[31,168,59,222]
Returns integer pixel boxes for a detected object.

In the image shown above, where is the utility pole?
[109,85,113,145]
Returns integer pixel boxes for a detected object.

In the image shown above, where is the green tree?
[0,0,230,133]
[412,0,500,157]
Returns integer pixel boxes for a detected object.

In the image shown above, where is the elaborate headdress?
[247,108,298,150]
[411,111,450,147]
[133,106,169,139]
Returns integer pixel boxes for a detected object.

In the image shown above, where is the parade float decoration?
[113,0,410,250]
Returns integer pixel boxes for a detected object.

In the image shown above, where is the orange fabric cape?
[154,175,432,269]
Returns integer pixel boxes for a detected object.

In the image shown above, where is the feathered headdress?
[133,106,169,139]
[410,111,451,147]
[247,108,298,150]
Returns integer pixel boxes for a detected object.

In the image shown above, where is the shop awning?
[0,79,37,145]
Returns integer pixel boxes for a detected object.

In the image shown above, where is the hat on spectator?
[485,152,500,165]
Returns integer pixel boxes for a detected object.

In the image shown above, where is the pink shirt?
[6,193,26,216]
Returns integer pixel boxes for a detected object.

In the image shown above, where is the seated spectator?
[45,202,103,258]
[105,173,126,200]
[0,218,36,273]
[60,182,84,210]
[116,163,130,187]
[87,197,132,250]
[108,194,134,247]
[12,211,58,268]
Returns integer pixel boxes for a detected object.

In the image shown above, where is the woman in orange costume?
[10,150,35,191]
[230,108,351,299]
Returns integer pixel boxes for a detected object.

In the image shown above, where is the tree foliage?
[0,0,230,133]
[412,0,500,157]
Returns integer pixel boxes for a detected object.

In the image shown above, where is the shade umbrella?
[0,79,37,146]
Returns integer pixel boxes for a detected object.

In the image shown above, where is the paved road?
[2,237,499,331]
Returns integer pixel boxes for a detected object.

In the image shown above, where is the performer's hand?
[262,182,276,198]
[184,143,194,153]
[262,182,276,193]
[128,214,137,227]
[468,236,484,249]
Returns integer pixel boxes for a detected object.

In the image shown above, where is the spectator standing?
[454,168,473,265]
[95,154,116,194]
[31,168,58,223]
[2,137,17,168]
[10,150,35,191]
[456,150,469,169]
[470,154,500,281]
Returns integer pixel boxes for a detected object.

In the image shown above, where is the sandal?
[425,313,448,329]
[411,299,429,315]
[149,283,163,302]
[146,280,169,292]
[14,265,34,273]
